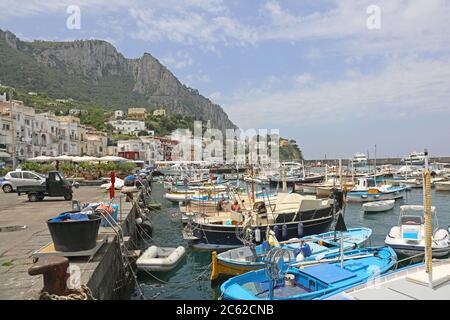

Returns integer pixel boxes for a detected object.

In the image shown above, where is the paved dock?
[0,187,133,300]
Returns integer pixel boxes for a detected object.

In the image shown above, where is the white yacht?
[402,151,426,166]
[351,152,368,167]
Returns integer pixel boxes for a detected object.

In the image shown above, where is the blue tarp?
[300,263,356,284]
[49,213,89,222]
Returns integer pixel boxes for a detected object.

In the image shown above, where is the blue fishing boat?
[211,227,372,280]
[220,246,397,300]
[347,177,408,203]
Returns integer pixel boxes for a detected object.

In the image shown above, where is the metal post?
[423,149,433,288]
[340,231,344,268]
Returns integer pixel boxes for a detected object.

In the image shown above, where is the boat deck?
[343,262,450,300]
[351,277,450,300]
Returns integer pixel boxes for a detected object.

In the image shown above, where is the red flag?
[110,171,115,200]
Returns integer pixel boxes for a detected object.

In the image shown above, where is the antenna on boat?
[374,144,377,179]
[422,148,433,288]
[334,212,347,268]
[249,143,255,204]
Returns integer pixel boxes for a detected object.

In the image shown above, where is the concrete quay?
[0,186,140,300]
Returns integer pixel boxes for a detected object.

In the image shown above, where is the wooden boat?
[183,192,343,251]
[385,205,450,259]
[164,190,196,203]
[164,185,228,203]
[136,246,186,272]
[220,247,397,300]
[210,227,372,280]
[362,200,395,213]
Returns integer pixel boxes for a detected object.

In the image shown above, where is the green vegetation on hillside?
[280,140,303,161]
[146,113,197,136]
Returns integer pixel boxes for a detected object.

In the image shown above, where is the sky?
[1,0,450,159]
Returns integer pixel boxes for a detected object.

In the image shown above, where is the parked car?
[1,170,46,193]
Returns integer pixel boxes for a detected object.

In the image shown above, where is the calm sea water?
[131,181,450,300]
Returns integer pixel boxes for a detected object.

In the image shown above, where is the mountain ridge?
[0,29,237,131]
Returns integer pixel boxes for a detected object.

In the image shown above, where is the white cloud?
[0,0,131,18]
[224,56,450,129]
[161,51,194,69]
[183,70,211,86]
[209,91,222,101]
[294,73,314,86]
[128,2,256,47]
[4,0,449,58]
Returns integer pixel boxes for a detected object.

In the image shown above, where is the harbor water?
[131,181,450,300]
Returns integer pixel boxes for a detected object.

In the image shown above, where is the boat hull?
[385,243,450,259]
[362,200,395,213]
[187,207,335,250]
[220,247,397,300]
[347,189,406,203]
[435,182,450,191]
[210,227,372,280]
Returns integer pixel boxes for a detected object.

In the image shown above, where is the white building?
[117,137,164,164]
[108,120,146,136]
[114,110,124,119]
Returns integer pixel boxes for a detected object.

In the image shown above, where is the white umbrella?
[72,156,100,163]
[54,155,74,161]
[27,155,54,163]
[0,151,11,158]
[99,156,130,162]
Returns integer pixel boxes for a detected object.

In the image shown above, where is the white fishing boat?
[164,190,197,203]
[346,177,407,203]
[401,151,426,166]
[398,178,422,188]
[385,205,450,258]
[362,200,395,213]
[352,152,368,167]
[136,246,186,272]
[435,180,450,191]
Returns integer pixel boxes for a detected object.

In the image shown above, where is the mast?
[249,143,255,204]
[423,148,433,288]
[302,160,306,180]
[374,144,377,179]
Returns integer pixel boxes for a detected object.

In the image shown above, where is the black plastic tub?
[47,213,101,252]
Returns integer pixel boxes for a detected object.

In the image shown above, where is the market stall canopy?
[98,156,130,162]
[72,156,101,163]
[0,151,11,158]
[27,155,54,162]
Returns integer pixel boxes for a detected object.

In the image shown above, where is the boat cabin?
[354,178,377,190]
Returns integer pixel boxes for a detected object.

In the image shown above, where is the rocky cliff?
[0,29,236,131]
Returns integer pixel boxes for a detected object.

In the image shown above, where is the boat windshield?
[367,179,376,188]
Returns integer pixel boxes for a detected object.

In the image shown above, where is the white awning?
[27,155,54,162]
[98,156,130,162]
